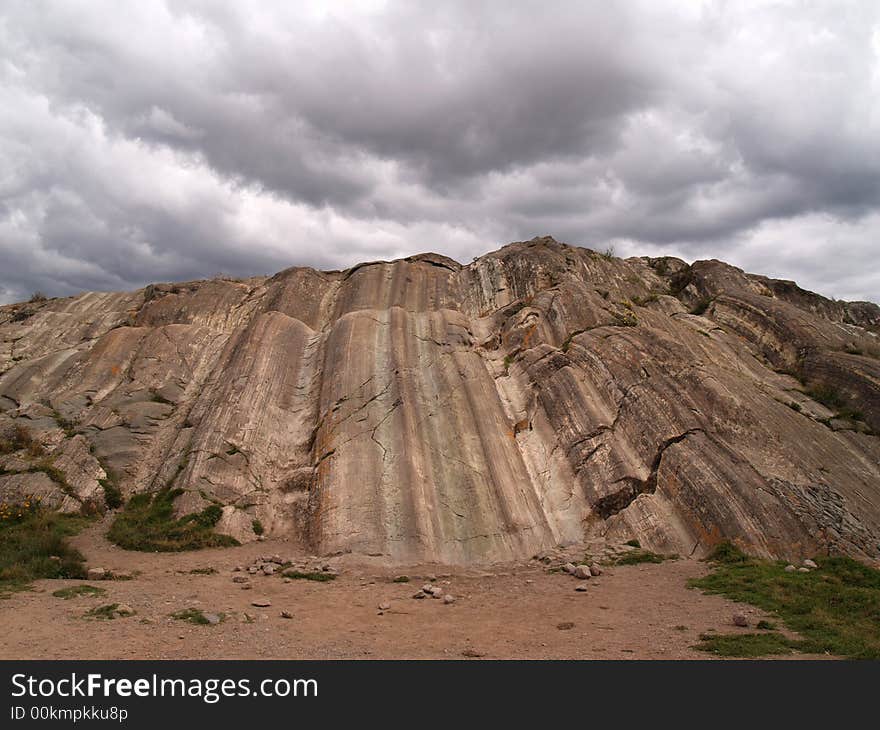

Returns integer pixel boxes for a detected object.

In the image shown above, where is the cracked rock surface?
[2,237,879,564]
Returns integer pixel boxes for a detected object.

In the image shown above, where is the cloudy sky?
[1,1,879,305]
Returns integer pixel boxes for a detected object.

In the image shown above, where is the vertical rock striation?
[2,237,879,563]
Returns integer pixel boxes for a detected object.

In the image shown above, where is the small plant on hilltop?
[690,541,880,658]
[107,488,238,552]
[251,519,264,536]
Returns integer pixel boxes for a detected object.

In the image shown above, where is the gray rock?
[262,564,276,575]
[784,564,797,572]
[378,601,391,611]
[203,613,221,625]
[443,595,455,604]
[574,584,589,592]
[589,564,603,576]
[87,568,106,581]
[412,591,427,599]
[803,559,818,569]
[562,562,576,575]
[232,576,249,584]
[280,611,293,619]
[573,565,592,579]
[798,567,811,573]
[733,613,748,627]
[251,599,271,608]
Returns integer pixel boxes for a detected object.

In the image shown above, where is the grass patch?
[282,570,336,582]
[84,603,134,620]
[624,539,641,548]
[0,507,90,597]
[695,632,800,658]
[612,549,678,565]
[251,519,264,536]
[756,620,777,631]
[187,567,217,575]
[52,584,106,599]
[690,541,880,658]
[171,608,224,625]
[107,488,238,552]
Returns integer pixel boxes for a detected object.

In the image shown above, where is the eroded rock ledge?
[2,236,879,564]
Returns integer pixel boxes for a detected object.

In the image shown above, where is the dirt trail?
[0,519,819,659]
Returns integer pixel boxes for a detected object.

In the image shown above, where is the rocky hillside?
[2,236,879,564]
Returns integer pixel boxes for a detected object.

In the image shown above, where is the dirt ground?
[0,519,821,660]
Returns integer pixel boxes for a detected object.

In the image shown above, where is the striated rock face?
[2,237,879,564]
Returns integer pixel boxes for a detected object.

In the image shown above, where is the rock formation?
[2,236,879,564]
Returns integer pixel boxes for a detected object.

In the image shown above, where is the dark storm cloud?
[1,0,879,305]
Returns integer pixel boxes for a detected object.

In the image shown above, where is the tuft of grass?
[0,508,90,597]
[84,603,134,620]
[188,567,217,575]
[690,541,880,658]
[52,584,106,599]
[282,570,336,582]
[171,608,224,625]
[0,424,45,457]
[392,575,410,583]
[690,297,712,316]
[624,539,641,548]
[107,488,238,552]
[613,549,678,566]
[756,620,777,631]
[251,519,264,536]
[695,632,799,657]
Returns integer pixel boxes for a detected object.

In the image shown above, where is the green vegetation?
[52,584,106,599]
[690,297,712,316]
[695,632,800,657]
[0,505,90,597]
[392,575,410,583]
[612,549,679,566]
[281,570,336,582]
[805,383,865,422]
[251,519,264,536]
[690,541,880,659]
[611,311,638,327]
[107,488,238,552]
[84,603,135,620]
[99,474,123,509]
[188,567,217,575]
[756,620,777,631]
[171,608,224,625]
[631,293,660,306]
[624,539,641,548]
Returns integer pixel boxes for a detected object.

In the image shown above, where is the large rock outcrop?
[2,237,879,564]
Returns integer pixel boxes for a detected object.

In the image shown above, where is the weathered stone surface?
[2,237,879,564]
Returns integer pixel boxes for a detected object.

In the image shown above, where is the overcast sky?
[1,1,879,305]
